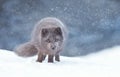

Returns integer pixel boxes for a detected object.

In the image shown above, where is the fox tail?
[14,42,38,57]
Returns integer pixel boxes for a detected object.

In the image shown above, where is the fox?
[14,17,68,63]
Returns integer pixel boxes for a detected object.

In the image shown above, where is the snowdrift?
[0,46,120,77]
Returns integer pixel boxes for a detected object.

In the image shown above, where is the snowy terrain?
[0,46,120,77]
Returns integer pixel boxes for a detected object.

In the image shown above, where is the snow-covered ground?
[0,46,120,77]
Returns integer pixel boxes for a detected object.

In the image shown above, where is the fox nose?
[51,45,56,50]
[52,47,55,50]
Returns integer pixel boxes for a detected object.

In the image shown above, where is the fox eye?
[46,39,50,43]
[55,27,62,35]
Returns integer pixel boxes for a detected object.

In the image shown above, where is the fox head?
[41,27,63,52]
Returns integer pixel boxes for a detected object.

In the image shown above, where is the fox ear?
[42,29,48,37]
[55,27,62,35]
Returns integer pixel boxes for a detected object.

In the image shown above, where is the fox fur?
[14,17,68,63]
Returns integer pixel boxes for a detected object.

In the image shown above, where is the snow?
[0,46,120,77]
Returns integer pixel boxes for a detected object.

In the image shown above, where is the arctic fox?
[15,17,68,63]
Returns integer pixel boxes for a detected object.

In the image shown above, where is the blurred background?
[0,0,120,56]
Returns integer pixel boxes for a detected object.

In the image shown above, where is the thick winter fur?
[15,17,67,63]
[15,42,38,57]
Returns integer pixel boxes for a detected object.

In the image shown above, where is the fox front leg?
[55,54,60,62]
[36,52,45,62]
[48,55,54,63]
